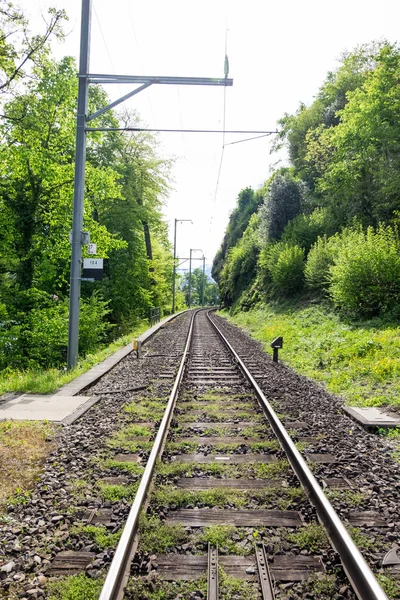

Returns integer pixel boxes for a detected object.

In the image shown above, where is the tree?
[180,268,217,307]
[212,186,263,283]
[260,171,303,243]
[316,44,400,226]
[0,2,66,93]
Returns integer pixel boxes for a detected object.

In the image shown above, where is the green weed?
[98,481,139,502]
[288,523,329,552]
[102,458,144,475]
[47,573,104,600]
[70,524,121,549]
[138,515,186,553]
[376,573,400,598]
[125,576,207,599]
[325,489,365,506]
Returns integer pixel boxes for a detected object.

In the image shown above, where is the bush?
[305,234,341,292]
[281,207,335,253]
[219,214,260,307]
[329,225,400,316]
[0,292,112,370]
[261,242,305,296]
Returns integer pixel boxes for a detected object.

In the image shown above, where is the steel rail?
[206,310,389,600]
[99,310,198,600]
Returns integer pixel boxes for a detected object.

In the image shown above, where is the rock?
[1,561,16,574]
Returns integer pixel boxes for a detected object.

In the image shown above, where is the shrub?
[305,234,342,292]
[0,292,112,370]
[281,207,335,253]
[329,225,400,316]
[261,242,305,296]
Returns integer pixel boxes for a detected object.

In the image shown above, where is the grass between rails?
[156,458,290,479]
[0,420,56,516]
[0,322,148,395]
[126,573,261,600]
[152,486,305,510]
[223,301,400,408]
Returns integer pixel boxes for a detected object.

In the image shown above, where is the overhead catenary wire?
[92,1,130,124]
[126,0,156,125]
[209,25,229,235]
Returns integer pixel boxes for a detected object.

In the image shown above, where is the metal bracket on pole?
[87,82,152,121]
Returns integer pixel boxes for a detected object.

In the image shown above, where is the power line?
[224,132,278,145]
[92,1,130,123]
[126,0,156,125]
[176,86,187,161]
[209,23,229,236]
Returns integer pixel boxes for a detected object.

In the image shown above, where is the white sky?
[22,0,400,269]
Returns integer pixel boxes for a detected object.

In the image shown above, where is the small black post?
[270,336,283,363]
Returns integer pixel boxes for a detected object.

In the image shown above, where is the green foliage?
[275,43,382,186]
[219,213,261,307]
[376,574,400,599]
[138,515,186,553]
[304,233,342,292]
[288,524,329,552]
[70,524,121,549]
[214,42,400,318]
[309,574,337,597]
[0,293,111,369]
[0,320,147,395]
[260,243,305,296]
[180,267,219,307]
[126,578,207,600]
[98,481,139,502]
[318,44,400,226]
[225,302,400,407]
[260,171,303,242]
[198,526,237,552]
[0,18,174,378]
[47,574,104,600]
[281,207,335,252]
[329,225,400,316]
[212,187,263,283]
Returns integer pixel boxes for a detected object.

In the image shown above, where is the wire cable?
[126,0,156,126]
[176,86,187,162]
[92,0,131,124]
[209,24,229,235]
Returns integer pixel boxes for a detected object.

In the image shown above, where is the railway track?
[97,309,389,600]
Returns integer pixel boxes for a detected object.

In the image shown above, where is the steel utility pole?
[172,219,192,314]
[66,0,233,369]
[67,0,91,370]
[202,255,206,307]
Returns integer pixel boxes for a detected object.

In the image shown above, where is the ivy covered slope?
[0,5,182,380]
[213,41,400,409]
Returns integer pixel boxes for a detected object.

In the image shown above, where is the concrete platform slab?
[343,406,400,429]
[0,394,97,425]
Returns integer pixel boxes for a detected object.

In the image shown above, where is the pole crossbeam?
[87,74,233,86]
